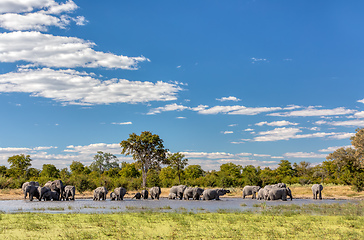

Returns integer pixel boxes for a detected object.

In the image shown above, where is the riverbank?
[1,185,363,200]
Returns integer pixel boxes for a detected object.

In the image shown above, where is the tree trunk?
[142,169,147,188]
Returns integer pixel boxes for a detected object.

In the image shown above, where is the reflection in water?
[0,198,355,214]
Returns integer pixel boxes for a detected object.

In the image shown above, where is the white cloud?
[0,0,82,31]
[147,103,189,115]
[255,120,298,127]
[0,0,55,14]
[216,96,241,102]
[328,132,355,139]
[223,131,233,134]
[111,122,132,125]
[357,99,364,104]
[269,106,355,117]
[196,105,282,115]
[176,117,186,119]
[252,127,350,142]
[354,111,364,118]
[283,152,327,158]
[0,68,182,105]
[228,124,237,127]
[318,145,352,152]
[251,57,267,63]
[244,128,254,131]
[0,31,148,69]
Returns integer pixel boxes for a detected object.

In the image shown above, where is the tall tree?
[7,154,32,178]
[351,128,364,168]
[40,164,60,179]
[90,151,119,174]
[120,131,168,188]
[167,152,188,184]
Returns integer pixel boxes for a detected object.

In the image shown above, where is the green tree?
[351,128,364,168]
[70,161,85,175]
[40,164,60,179]
[184,165,204,180]
[120,131,168,188]
[167,152,188,184]
[7,154,32,178]
[326,147,357,185]
[0,166,7,176]
[220,163,241,178]
[119,162,141,178]
[90,151,119,174]
[241,165,261,186]
[275,160,295,182]
[159,166,176,187]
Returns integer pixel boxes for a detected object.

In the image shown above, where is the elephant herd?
[23,180,75,201]
[23,181,324,202]
[168,185,230,201]
[94,185,230,201]
[242,183,324,201]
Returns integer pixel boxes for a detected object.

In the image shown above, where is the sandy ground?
[1,185,363,201]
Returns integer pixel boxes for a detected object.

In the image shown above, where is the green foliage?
[40,164,60,179]
[184,165,204,180]
[0,166,7,177]
[7,154,32,178]
[146,169,161,187]
[120,131,168,188]
[90,151,119,174]
[70,161,85,175]
[159,166,176,187]
[167,152,188,184]
[119,162,141,178]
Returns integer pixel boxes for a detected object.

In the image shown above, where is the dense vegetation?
[1,129,364,192]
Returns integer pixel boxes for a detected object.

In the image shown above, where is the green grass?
[1,202,363,239]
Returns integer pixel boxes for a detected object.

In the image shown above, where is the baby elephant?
[132,192,142,199]
[110,192,117,201]
[312,184,323,200]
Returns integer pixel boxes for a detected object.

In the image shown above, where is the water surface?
[0,198,356,214]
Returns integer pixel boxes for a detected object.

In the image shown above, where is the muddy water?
[0,198,356,214]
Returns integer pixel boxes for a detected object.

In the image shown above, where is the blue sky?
[1,0,364,170]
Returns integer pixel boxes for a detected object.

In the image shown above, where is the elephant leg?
[319,191,322,200]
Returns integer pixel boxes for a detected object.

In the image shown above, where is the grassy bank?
[1,184,364,200]
[1,202,364,239]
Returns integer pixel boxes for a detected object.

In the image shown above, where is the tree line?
[1,130,364,192]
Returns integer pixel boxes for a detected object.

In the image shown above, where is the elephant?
[63,185,75,201]
[312,184,323,200]
[242,185,261,199]
[110,192,117,200]
[22,181,39,194]
[257,188,269,200]
[267,187,292,201]
[141,190,148,199]
[44,180,64,200]
[202,189,230,200]
[93,187,108,201]
[114,187,127,200]
[24,185,40,201]
[132,192,142,199]
[168,192,177,199]
[42,191,60,201]
[273,183,287,188]
[183,187,204,200]
[150,186,161,200]
[38,186,52,201]
[169,185,187,200]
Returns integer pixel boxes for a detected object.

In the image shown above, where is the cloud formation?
[255,120,299,127]
[0,0,84,31]
[0,68,182,105]
[216,96,241,102]
[269,106,355,117]
[0,31,148,69]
